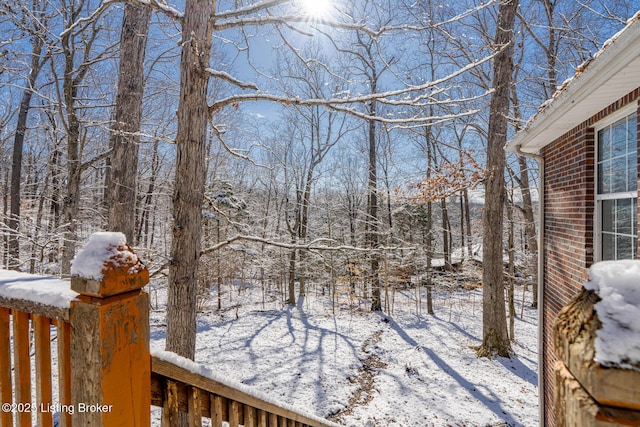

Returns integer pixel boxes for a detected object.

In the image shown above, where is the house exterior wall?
[539,88,640,426]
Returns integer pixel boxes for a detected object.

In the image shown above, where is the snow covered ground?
[149,277,539,427]
[0,265,538,426]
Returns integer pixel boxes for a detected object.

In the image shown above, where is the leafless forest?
[1,0,636,358]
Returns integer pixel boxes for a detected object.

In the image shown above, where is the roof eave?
[506,16,640,154]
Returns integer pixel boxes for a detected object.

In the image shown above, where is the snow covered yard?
[149,281,539,426]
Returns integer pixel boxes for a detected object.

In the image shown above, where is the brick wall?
[539,89,640,426]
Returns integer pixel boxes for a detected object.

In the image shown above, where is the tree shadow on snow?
[496,354,537,387]
[376,312,520,426]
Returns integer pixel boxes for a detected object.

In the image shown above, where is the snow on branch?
[325,105,482,125]
[131,0,184,20]
[215,0,290,20]
[150,235,416,278]
[204,68,258,91]
[209,50,497,124]
[213,16,378,38]
[209,120,270,169]
[60,0,183,39]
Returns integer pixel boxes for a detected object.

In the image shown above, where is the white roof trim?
[506,14,640,154]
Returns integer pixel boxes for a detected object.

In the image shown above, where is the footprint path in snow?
[328,329,387,423]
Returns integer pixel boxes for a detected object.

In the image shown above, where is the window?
[596,111,638,260]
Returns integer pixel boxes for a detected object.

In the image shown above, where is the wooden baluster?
[229,400,240,427]
[257,408,267,427]
[56,320,72,427]
[244,405,256,427]
[0,307,12,427]
[13,310,30,427]
[34,315,53,427]
[268,412,278,427]
[210,394,223,427]
[187,387,202,427]
[162,380,179,427]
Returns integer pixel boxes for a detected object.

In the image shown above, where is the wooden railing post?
[69,232,150,426]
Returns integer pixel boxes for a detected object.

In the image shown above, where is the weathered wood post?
[554,285,640,426]
[69,232,150,426]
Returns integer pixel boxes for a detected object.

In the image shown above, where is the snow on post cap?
[583,260,640,371]
[71,232,148,297]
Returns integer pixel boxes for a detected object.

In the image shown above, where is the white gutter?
[514,144,545,426]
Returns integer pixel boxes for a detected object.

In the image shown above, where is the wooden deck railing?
[0,233,340,427]
[0,272,74,427]
[151,352,339,427]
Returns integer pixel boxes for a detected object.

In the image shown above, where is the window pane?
[628,116,637,154]
[628,155,637,192]
[616,198,633,235]
[611,159,627,193]
[617,235,634,259]
[598,160,612,194]
[613,118,627,158]
[634,199,638,236]
[602,233,615,260]
[602,200,615,233]
[599,128,611,160]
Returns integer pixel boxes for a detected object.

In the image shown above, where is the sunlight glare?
[299,0,332,18]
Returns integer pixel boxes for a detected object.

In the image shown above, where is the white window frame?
[594,105,638,262]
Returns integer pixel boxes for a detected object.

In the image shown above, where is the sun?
[298,0,332,19]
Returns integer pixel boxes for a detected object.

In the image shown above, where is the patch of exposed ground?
[328,330,387,422]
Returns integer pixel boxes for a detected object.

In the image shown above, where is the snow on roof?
[70,232,140,281]
[506,11,640,154]
[0,269,77,310]
[583,260,640,371]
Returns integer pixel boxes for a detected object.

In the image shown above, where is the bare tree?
[477,0,518,359]
[106,3,152,243]
[5,0,47,270]
[164,0,213,360]
[62,0,509,361]
[54,0,117,274]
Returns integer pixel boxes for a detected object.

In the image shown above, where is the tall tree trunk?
[59,37,82,275]
[464,187,472,261]
[368,108,381,312]
[518,156,538,307]
[107,3,151,244]
[165,0,213,360]
[48,143,62,264]
[9,33,43,270]
[368,85,381,311]
[507,190,516,341]
[3,170,9,268]
[288,248,296,304]
[137,138,159,247]
[478,0,518,358]
[512,86,539,308]
[31,160,52,274]
[441,198,451,270]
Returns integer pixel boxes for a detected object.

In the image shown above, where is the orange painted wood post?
[69,233,150,426]
[33,314,53,427]
[13,310,31,427]
[56,319,72,427]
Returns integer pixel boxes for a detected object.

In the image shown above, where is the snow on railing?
[151,350,341,427]
[0,270,75,427]
[0,232,339,427]
[553,260,640,426]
